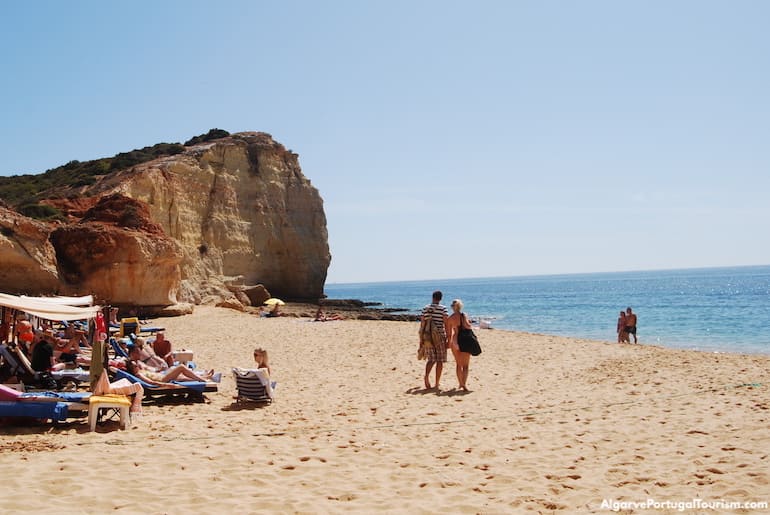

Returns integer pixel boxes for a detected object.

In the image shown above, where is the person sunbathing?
[42,330,90,368]
[149,331,174,366]
[15,314,34,350]
[108,307,120,328]
[127,346,213,385]
[133,337,169,370]
[314,307,344,322]
[63,323,92,349]
[253,347,272,377]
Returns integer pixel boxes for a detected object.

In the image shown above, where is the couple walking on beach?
[419,290,479,391]
[617,307,638,344]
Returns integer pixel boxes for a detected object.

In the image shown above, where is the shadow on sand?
[405,387,472,396]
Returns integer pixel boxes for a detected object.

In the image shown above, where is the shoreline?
[323,266,770,356]
[2,306,768,513]
[281,299,770,357]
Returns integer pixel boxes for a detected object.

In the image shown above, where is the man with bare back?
[625,307,638,344]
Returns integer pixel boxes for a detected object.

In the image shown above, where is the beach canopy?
[0,293,101,321]
[20,294,94,306]
[263,298,285,306]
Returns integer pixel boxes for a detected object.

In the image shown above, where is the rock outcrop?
[0,206,60,294]
[0,132,331,310]
[49,194,183,307]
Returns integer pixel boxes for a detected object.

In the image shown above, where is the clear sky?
[1,1,768,284]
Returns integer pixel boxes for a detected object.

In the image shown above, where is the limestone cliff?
[0,132,331,309]
[0,206,60,293]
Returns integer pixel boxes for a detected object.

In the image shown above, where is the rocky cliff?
[0,132,330,311]
[0,206,60,293]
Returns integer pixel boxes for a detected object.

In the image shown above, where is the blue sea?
[325,265,770,355]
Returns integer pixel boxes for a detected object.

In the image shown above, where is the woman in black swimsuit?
[445,299,474,391]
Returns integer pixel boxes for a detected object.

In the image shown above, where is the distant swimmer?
[625,307,638,344]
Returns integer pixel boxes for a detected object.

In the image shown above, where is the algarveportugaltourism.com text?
[600,498,768,512]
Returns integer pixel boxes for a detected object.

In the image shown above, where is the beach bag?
[458,314,482,356]
[35,371,58,390]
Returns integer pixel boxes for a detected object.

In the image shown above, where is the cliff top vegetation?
[0,129,230,220]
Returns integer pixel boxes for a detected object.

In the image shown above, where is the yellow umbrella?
[263,298,285,306]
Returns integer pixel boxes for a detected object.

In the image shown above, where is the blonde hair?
[451,299,464,312]
[253,347,269,367]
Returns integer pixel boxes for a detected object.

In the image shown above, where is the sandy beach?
[1,306,768,514]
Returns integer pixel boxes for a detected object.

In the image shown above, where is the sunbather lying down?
[93,370,144,414]
[127,346,215,386]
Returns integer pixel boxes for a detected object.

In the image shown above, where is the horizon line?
[325,263,770,287]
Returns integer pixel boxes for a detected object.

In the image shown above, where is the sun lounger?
[1,344,60,390]
[0,343,27,382]
[109,337,130,359]
[0,384,87,422]
[118,317,165,338]
[232,367,275,404]
[113,369,216,401]
[0,400,70,422]
[51,368,90,385]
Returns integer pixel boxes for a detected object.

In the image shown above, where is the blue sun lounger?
[113,369,216,400]
[109,337,130,358]
[0,400,70,422]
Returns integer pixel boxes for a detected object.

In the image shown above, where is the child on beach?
[253,347,272,376]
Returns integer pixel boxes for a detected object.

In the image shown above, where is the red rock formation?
[49,195,183,306]
[42,197,100,221]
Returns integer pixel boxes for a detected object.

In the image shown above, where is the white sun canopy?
[0,293,101,321]
[20,295,94,307]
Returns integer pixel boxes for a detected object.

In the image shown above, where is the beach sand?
[1,306,768,514]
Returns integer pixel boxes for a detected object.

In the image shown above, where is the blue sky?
[1,1,768,283]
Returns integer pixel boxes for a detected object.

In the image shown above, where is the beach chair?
[113,369,216,402]
[4,387,129,430]
[0,343,28,382]
[0,344,59,390]
[88,394,131,431]
[0,384,89,423]
[0,400,70,422]
[232,367,274,404]
[118,317,166,338]
[118,317,140,338]
[109,337,130,359]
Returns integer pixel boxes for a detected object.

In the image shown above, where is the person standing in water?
[617,311,629,343]
[625,307,638,344]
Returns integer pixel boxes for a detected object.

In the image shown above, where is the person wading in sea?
[625,307,638,344]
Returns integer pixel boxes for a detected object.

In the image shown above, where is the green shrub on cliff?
[0,134,220,207]
[109,143,185,171]
[17,202,66,222]
[184,128,230,146]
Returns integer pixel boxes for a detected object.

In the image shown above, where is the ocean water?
[324,266,770,355]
